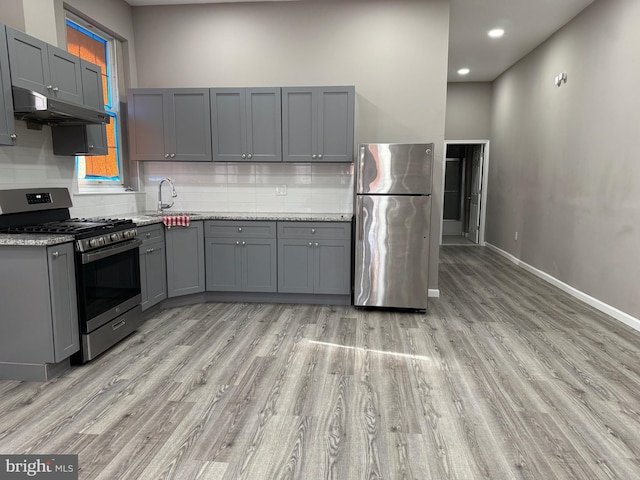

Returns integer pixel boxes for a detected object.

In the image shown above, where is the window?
[65,17,122,186]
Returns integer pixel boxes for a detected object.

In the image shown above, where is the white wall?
[445,82,492,140]
[487,0,640,318]
[0,0,141,217]
[131,0,450,290]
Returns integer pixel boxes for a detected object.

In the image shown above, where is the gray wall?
[445,82,492,140]
[487,0,640,318]
[131,0,450,292]
[0,0,142,217]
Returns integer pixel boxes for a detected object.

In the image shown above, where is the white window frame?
[65,12,124,192]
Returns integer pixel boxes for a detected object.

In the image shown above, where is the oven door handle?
[81,238,142,264]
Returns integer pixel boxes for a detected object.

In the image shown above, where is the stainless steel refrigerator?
[354,143,433,310]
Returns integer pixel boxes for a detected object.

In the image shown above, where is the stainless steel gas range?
[0,187,142,363]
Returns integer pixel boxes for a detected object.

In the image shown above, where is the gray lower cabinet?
[277,222,351,294]
[210,88,282,162]
[0,24,16,146]
[139,224,167,310]
[165,220,205,297]
[282,86,355,163]
[205,221,277,292]
[0,243,79,380]
[128,88,212,162]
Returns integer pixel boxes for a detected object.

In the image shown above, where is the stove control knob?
[90,238,98,248]
[99,237,106,246]
[111,233,119,241]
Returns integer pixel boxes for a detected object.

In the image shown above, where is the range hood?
[12,86,110,126]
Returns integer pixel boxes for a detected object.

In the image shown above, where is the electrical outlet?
[515,231,518,241]
[275,185,287,196]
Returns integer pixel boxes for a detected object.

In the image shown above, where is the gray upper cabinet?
[0,24,16,145]
[205,220,277,292]
[277,221,351,294]
[211,87,282,162]
[51,60,108,156]
[128,88,212,162]
[6,27,83,105]
[282,86,355,163]
[166,221,205,297]
[80,60,105,111]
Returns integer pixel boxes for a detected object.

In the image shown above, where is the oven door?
[77,238,142,333]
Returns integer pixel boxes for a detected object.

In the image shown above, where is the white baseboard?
[486,243,640,334]
[428,289,440,298]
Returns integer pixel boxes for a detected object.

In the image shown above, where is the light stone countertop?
[131,211,353,227]
[0,212,353,246]
[0,233,75,247]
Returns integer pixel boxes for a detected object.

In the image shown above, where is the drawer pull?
[112,320,126,330]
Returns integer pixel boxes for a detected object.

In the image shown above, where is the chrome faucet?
[158,177,177,213]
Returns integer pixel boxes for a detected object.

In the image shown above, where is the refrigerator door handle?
[356,197,364,242]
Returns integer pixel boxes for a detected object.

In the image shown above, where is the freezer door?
[357,143,433,195]
[354,195,431,309]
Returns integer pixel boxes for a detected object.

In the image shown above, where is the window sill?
[73,190,144,196]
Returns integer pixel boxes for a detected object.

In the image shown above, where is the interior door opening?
[441,142,488,246]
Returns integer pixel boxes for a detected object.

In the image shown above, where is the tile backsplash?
[0,122,142,217]
[141,161,354,214]
[2,123,354,217]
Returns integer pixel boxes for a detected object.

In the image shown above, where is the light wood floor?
[1,246,639,479]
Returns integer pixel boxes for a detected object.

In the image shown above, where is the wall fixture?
[554,72,568,87]
[458,68,470,75]
[488,28,504,38]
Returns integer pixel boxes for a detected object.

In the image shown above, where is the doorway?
[441,141,489,246]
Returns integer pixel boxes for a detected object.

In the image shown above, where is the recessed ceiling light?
[457,68,470,75]
[488,28,505,38]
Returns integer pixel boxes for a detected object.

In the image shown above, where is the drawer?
[205,220,276,238]
[277,221,351,239]
[138,224,164,245]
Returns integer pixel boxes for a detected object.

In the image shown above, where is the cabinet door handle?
[247,153,252,159]
[312,154,317,159]
[46,85,53,90]
[170,153,176,158]
[236,241,240,246]
[318,154,323,159]
[147,248,154,254]
[146,232,152,238]
[311,228,316,234]
[88,144,94,150]
[308,242,312,247]
[10,134,16,140]
[165,154,170,158]
[241,241,246,246]
[314,242,319,247]
[241,154,246,159]
[52,251,59,258]
[238,227,243,232]
[53,87,59,92]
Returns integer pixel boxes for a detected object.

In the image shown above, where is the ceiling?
[123,0,596,82]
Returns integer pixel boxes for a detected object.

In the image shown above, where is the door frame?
[441,140,490,246]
